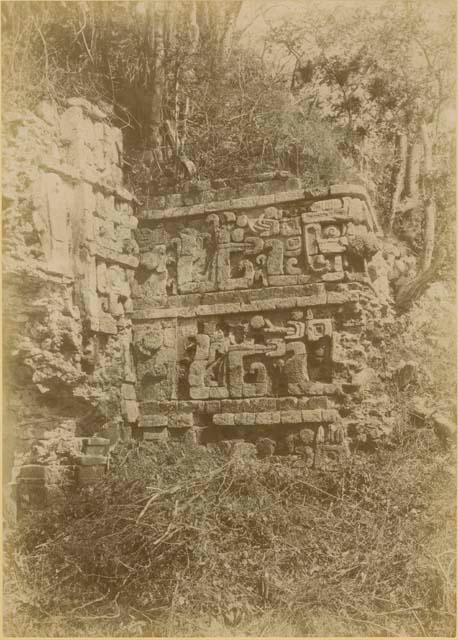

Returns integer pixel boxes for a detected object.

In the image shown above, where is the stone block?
[79,454,107,466]
[18,464,48,480]
[143,428,168,441]
[342,383,359,394]
[253,300,277,311]
[288,382,303,395]
[242,398,277,412]
[301,409,323,422]
[141,401,162,414]
[140,415,168,427]
[84,437,110,456]
[274,190,304,204]
[216,187,236,201]
[66,97,107,120]
[276,397,298,411]
[239,303,257,313]
[280,410,302,424]
[297,275,312,284]
[304,382,337,395]
[16,477,47,515]
[221,400,244,413]
[121,383,137,400]
[190,386,209,400]
[295,294,326,307]
[231,412,254,425]
[321,409,340,423]
[255,411,280,425]
[122,399,139,423]
[301,396,330,409]
[163,328,176,348]
[268,275,298,287]
[233,413,245,425]
[166,193,184,208]
[275,298,295,310]
[182,191,202,206]
[209,387,229,399]
[213,413,235,426]
[169,413,194,429]
[180,429,197,445]
[201,190,216,203]
[177,401,200,412]
[200,401,221,414]
[157,401,175,414]
[327,290,359,305]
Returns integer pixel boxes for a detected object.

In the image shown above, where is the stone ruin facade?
[131,180,385,466]
[3,99,139,511]
[3,98,409,514]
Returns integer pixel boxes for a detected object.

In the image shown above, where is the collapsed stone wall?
[131,179,394,466]
[3,99,139,502]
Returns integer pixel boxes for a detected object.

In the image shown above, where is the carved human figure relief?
[33,172,71,275]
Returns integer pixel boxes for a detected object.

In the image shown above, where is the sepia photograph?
[2,0,456,636]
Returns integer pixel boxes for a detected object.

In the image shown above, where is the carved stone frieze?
[132,185,384,465]
[133,189,379,307]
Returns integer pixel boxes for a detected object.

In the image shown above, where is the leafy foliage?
[270,0,455,268]
[1,1,359,193]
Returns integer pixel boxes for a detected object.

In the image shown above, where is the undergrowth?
[4,427,456,637]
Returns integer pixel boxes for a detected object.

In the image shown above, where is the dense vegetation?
[2,0,455,636]
[4,431,455,637]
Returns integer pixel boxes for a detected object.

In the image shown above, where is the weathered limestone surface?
[132,182,390,467]
[3,99,139,493]
[3,97,411,501]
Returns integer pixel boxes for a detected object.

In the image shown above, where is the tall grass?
[4,424,456,637]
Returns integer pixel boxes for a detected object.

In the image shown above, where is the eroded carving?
[132,186,384,466]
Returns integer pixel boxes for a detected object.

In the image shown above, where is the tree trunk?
[220,1,243,63]
[406,140,422,200]
[148,0,165,163]
[388,133,407,231]
[421,121,436,270]
[390,135,423,230]
[141,0,242,171]
[187,0,200,54]
[394,122,438,310]
[395,262,436,311]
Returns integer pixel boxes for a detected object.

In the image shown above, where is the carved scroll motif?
[303,222,348,280]
[184,311,334,400]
